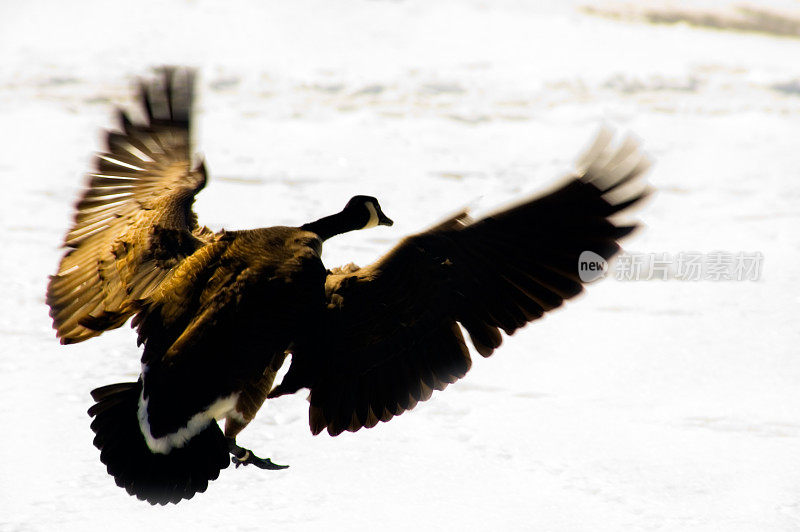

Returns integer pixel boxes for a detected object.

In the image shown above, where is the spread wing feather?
[275,130,651,436]
[47,68,213,344]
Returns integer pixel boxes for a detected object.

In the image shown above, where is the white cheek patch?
[363,202,379,229]
[138,391,240,455]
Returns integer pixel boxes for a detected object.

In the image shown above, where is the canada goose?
[47,68,650,505]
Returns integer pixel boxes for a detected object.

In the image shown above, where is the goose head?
[343,195,394,230]
[302,195,393,241]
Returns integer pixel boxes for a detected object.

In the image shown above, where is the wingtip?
[576,126,615,173]
[117,108,133,132]
[60,335,78,345]
[136,66,196,127]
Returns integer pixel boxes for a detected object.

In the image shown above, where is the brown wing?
[47,68,213,344]
[272,129,652,436]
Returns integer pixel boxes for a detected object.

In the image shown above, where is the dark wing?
[47,68,213,344]
[273,129,651,436]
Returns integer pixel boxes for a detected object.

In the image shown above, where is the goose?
[47,68,651,505]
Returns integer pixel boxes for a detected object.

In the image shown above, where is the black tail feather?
[88,380,230,505]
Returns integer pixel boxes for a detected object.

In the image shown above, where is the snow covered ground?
[1,0,799,530]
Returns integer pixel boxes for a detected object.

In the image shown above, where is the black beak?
[377,210,394,226]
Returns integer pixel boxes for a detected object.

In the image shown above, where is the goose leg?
[226,438,289,470]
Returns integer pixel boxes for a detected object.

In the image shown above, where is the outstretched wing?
[47,68,212,344]
[274,129,652,436]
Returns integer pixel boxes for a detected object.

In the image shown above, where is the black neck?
[301,210,363,241]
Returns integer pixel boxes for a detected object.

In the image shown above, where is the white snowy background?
[1,0,799,530]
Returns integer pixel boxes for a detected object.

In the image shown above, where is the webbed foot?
[227,439,289,470]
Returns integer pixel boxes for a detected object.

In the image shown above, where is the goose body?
[47,68,650,504]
